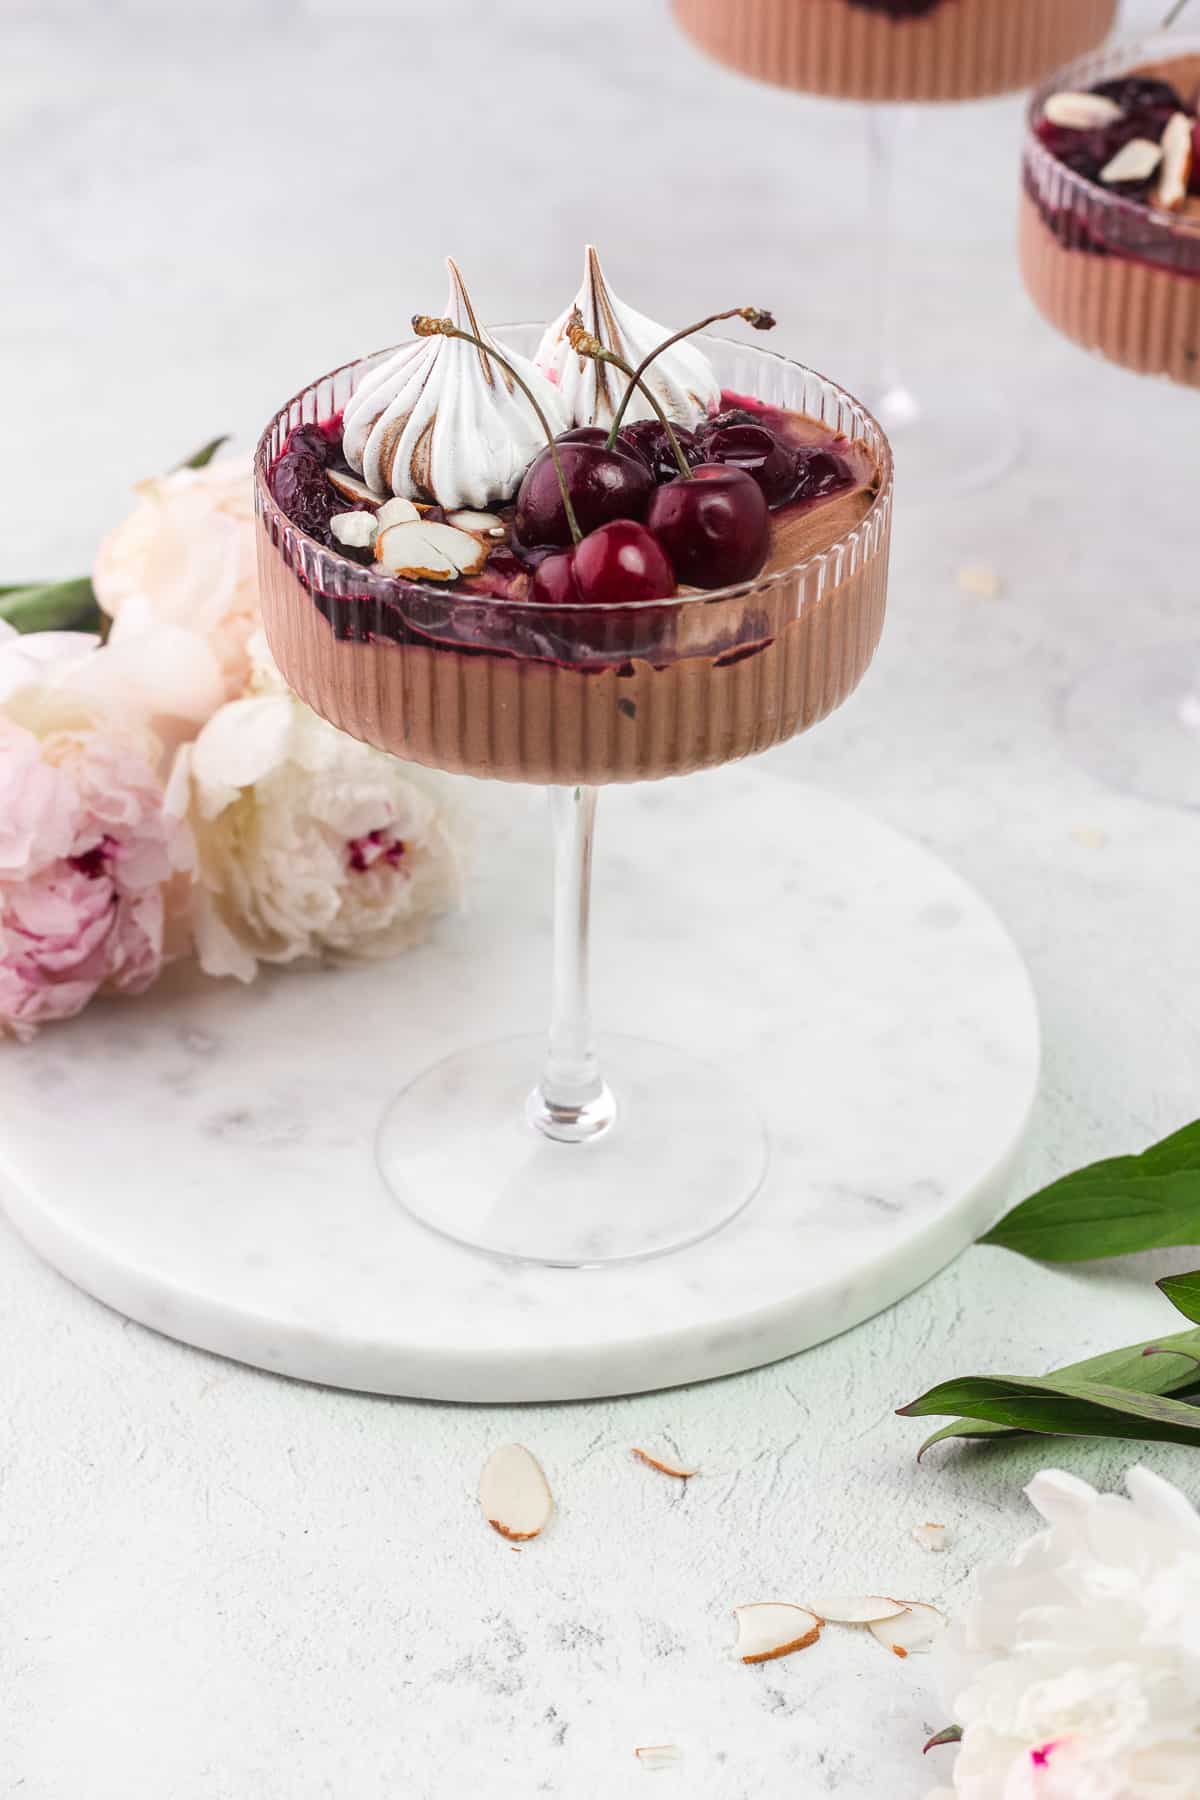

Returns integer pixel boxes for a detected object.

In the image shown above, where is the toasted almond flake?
[912,1522,949,1552]
[375,519,489,580]
[868,1600,947,1657]
[733,1603,822,1664]
[375,496,422,530]
[330,510,378,550]
[632,1447,695,1480]
[806,1594,908,1624]
[957,562,1001,598]
[1155,112,1193,211]
[1043,90,1123,129]
[446,508,507,538]
[479,1444,553,1542]
[326,468,385,507]
[1100,137,1162,186]
[634,1745,681,1767]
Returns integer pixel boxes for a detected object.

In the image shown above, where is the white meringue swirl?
[341,259,569,511]
[535,245,721,432]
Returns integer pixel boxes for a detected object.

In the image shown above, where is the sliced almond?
[375,520,490,581]
[806,1594,907,1625]
[733,1603,822,1664]
[376,496,422,530]
[446,508,507,539]
[1100,137,1162,186]
[479,1444,553,1542]
[912,1522,949,1552]
[1155,112,1193,211]
[330,510,378,551]
[1043,90,1123,130]
[326,468,385,507]
[631,1447,695,1480]
[634,1745,680,1767]
[868,1600,946,1658]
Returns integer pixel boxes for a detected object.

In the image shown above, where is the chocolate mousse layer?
[1021,54,1200,388]
[257,425,891,789]
[672,0,1117,103]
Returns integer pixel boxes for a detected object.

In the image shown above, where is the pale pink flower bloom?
[92,457,258,699]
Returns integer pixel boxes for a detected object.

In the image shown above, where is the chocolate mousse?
[1021,43,1200,386]
[672,0,1118,104]
[256,254,892,787]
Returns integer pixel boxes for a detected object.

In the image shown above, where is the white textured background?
[2,2,1198,1795]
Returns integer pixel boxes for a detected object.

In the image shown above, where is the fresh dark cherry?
[514,440,653,549]
[792,445,853,504]
[270,450,345,541]
[1090,75,1185,121]
[530,549,583,607]
[694,420,797,507]
[571,520,675,606]
[645,465,769,590]
[616,419,704,483]
[285,423,339,466]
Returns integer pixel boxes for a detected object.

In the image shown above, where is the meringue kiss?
[341,258,569,510]
[535,246,721,432]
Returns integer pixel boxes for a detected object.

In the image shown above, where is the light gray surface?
[2,2,1198,1796]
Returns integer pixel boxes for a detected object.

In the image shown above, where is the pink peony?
[0,630,193,1040]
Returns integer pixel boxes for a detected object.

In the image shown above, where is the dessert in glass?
[255,251,893,1266]
[672,0,1119,500]
[1022,34,1200,807]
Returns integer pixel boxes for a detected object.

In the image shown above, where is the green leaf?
[0,577,100,635]
[1160,1271,1200,1324]
[980,1118,1200,1262]
[176,433,230,471]
[900,1370,1200,1452]
[924,1727,963,1754]
[915,1323,1200,1456]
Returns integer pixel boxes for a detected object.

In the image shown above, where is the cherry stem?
[1162,0,1192,27]
[605,305,776,444]
[1143,1345,1200,1367]
[412,314,582,544]
[567,312,693,479]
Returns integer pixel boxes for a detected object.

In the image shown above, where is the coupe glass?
[672,0,1118,502]
[1021,33,1200,807]
[255,329,893,1267]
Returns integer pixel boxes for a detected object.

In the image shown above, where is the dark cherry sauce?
[266,392,865,672]
[1029,70,1200,277]
[848,0,949,16]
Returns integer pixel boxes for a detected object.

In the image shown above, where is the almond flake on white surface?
[446,509,506,538]
[330,511,378,551]
[634,1745,681,1767]
[375,519,489,581]
[631,1447,695,1480]
[911,1522,949,1552]
[1042,90,1123,129]
[868,1600,947,1658]
[733,1603,822,1664]
[326,468,384,507]
[957,562,1001,598]
[1156,112,1193,211]
[479,1444,553,1542]
[1100,137,1163,186]
[806,1594,908,1624]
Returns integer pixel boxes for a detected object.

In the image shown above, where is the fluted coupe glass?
[256,329,893,1265]
[1021,34,1200,809]
[673,0,1118,502]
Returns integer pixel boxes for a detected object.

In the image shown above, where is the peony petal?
[189,696,295,815]
[1024,1469,1098,1533]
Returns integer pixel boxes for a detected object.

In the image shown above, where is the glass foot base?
[376,1033,767,1267]
[865,381,1022,504]
[1061,643,1200,809]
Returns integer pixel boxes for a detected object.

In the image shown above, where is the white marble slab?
[0,768,1038,1401]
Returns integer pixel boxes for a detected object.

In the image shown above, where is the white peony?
[169,637,462,981]
[928,1465,1200,1800]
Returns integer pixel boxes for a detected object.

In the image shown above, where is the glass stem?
[527,784,616,1145]
[864,103,915,420]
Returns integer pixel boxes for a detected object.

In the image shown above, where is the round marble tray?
[0,766,1039,1402]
